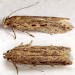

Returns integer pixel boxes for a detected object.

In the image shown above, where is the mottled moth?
[2,2,74,38]
[3,41,72,73]
[3,16,74,38]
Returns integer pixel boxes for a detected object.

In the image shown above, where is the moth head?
[2,17,11,28]
[3,50,13,62]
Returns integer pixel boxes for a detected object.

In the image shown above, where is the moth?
[2,1,74,38]
[3,16,74,38]
[3,41,72,73]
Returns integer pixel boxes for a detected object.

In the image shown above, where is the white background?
[0,0,75,75]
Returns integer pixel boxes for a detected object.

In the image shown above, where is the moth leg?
[50,64,54,67]
[32,65,44,72]
[25,65,44,72]
[13,63,18,74]
[26,32,34,37]
[12,28,16,39]
[33,65,36,67]
[12,62,18,74]
[23,40,33,49]
[50,33,53,35]
[27,40,33,47]
[20,42,23,46]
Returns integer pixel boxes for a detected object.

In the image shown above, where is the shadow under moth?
[3,41,72,74]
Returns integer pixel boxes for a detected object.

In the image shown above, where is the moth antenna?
[12,28,16,39]
[6,2,39,39]
[12,62,18,74]
[3,2,39,38]
[26,32,34,37]
[8,1,39,17]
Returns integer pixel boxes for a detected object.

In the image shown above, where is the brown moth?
[3,16,74,38]
[3,41,72,73]
[2,1,74,38]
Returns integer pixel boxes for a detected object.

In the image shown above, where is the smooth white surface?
[0,0,75,75]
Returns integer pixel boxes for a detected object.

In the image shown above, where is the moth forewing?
[3,43,72,65]
[2,1,74,38]
[3,42,72,74]
[3,16,74,34]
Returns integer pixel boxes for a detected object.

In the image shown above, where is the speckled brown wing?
[4,16,74,34]
[3,45,72,65]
